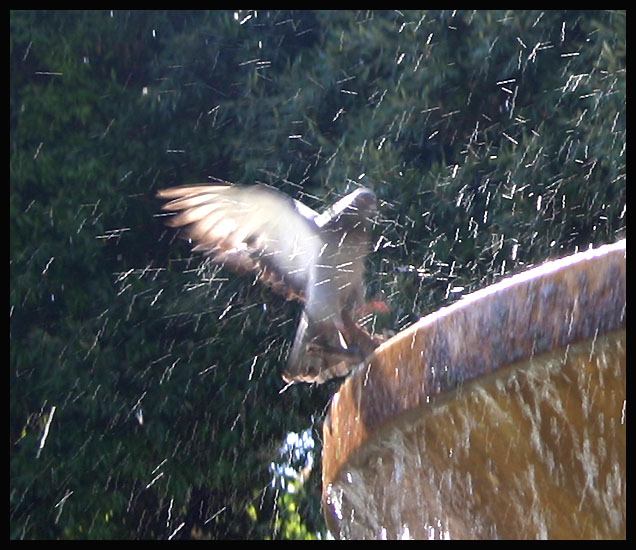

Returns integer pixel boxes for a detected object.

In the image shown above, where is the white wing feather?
[157,185,322,300]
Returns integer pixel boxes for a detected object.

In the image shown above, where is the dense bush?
[10,10,625,539]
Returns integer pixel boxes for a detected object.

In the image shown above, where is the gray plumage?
[157,184,378,383]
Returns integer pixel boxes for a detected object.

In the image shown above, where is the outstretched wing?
[157,184,322,301]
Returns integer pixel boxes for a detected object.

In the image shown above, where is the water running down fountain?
[323,239,625,539]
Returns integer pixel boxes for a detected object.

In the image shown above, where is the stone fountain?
[322,239,625,539]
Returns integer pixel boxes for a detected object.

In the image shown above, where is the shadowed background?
[10,10,625,539]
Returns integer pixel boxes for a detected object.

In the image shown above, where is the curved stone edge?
[322,239,626,506]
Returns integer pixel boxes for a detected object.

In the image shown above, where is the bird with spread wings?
[156,184,382,383]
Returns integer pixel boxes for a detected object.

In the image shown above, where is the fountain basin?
[323,240,625,539]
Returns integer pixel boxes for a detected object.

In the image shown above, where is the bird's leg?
[340,309,382,357]
[303,316,367,364]
[302,308,384,368]
[304,310,382,359]
[305,341,365,363]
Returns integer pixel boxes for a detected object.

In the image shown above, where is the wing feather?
[157,184,321,301]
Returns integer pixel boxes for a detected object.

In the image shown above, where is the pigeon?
[156,184,381,383]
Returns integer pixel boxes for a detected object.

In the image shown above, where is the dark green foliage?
[10,10,625,539]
